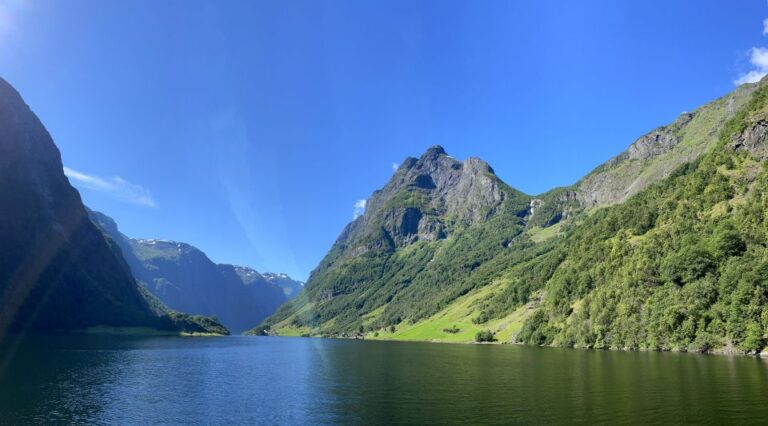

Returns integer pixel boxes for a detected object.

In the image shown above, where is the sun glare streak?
[0,0,33,57]
[209,109,302,278]
[0,0,26,32]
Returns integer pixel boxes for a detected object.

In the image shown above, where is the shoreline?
[78,326,228,337]
[267,332,768,358]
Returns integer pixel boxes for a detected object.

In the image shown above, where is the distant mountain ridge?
[237,268,304,299]
[0,77,227,336]
[89,210,302,333]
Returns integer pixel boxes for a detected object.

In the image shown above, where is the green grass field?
[365,279,536,343]
[271,276,538,343]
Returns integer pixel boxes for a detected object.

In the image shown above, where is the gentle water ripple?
[1,336,768,424]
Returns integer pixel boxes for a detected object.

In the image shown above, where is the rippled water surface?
[1,335,768,424]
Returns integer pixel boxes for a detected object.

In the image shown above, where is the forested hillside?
[513,80,768,353]
[259,77,768,354]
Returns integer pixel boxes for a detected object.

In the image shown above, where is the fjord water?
[1,336,768,424]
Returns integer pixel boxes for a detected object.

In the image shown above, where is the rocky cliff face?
[337,145,526,256]
[260,145,532,334]
[729,107,768,160]
[525,82,759,228]
[573,83,758,208]
[0,77,200,334]
[89,210,294,333]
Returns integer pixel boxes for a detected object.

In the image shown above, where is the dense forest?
[512,83,768,353]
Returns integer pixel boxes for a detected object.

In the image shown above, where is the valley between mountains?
[0,76,300,336]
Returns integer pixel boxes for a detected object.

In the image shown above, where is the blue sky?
[0,0,766,280]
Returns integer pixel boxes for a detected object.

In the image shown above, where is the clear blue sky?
[1,0,766,280]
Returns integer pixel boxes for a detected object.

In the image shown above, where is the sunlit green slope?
[257,79,768,354]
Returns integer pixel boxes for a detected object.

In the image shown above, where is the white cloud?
[735,69,768,85]
[391,163,399,172]
[63,166,157,207]
[353,199,366,219]
[734,14,768,86]
[735,47,768,85]
[751,47,768,68]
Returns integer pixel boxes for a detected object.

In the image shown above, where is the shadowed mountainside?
[0,77,227,336]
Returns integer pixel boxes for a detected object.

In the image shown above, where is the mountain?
[573,83,756,208]
[241,269,304,300]
[260,77,768,354]
[261,145,534,334]
[89,210,297,333]
[525,81,757,228]
[0,77,227,336]
[506,80,768,353]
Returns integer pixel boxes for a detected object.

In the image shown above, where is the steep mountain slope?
[261,79,768,352]
[527,82,757,227]
[89,210,294,333]
[507,80,768,353]
[262,145,534,334]
[0,77,227,336]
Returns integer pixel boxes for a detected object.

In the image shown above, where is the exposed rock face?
[347,145,517,252]
[0,78,165,333]
[258,145,532,334]
[89,210,293,333]
[574,118,690,208]
[536,83,760,214]
[624,123,684,162]
[731,117,768,160]
[520,86,759,228]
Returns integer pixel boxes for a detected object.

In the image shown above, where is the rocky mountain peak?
[421,144,447,158]
[336,145,523,256]
[233,265,266,285]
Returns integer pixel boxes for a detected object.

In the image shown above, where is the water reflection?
[1,336,767,424]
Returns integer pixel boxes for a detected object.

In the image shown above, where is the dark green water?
[1,335,768,424]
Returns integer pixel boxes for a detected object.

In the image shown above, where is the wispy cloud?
[391,162,399,172]
[63,166,157,207]
[735,17,768,85]
[735,48,768,85]
[353,199,366,219]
